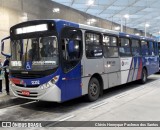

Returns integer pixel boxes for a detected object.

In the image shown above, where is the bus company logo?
[122,61,129,66]
[122,61,124,66]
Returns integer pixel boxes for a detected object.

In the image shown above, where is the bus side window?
[141,40,149,56]
[103,35,118,58]
[119,37,131,57]
[154,42,158,55]
[131,39,141,56]
[149,41,155,56]
[85,32,102,58]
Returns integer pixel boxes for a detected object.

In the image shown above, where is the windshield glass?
[11,36,59,71]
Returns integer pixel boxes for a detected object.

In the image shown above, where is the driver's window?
[61,27,82,72]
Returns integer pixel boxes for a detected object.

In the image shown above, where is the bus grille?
[15,84,39,88]
[16,91,38,98]
[11,73,44,79]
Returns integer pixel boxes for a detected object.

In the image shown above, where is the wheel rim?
[90,82,98,96]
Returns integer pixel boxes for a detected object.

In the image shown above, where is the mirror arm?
[1,36,11,57]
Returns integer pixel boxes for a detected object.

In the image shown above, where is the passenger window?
[141,40,149,56]
[149,42,155,56]
[154,42,158,55]
[61,27,82,72]
[131,39,141,56]
[103,35,118,58]
[85,32,102,58]
[119,38,131,57]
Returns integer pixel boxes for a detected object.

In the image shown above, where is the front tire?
[87,78,100,102]
[140,68,147,84]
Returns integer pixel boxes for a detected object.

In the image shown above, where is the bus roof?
[79,24,119,35]
[10,19,157,42]
[54,19,119,35]
[119,32,157,42]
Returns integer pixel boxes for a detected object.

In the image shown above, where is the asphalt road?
[0,74,160,130]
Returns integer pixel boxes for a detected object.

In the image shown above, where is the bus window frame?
[119,36,132,57]
[60,26,83,73]
[85,31,103,59]
[130,38,142,56]
[140,40,149,56]
[154,42,159,56]
[103,34,119,58]
[148,41,155,56]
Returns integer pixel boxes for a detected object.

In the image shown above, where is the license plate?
[21,90,30,96]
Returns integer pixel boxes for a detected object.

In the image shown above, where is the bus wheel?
[140,68,147,84]
[87,78,100,102]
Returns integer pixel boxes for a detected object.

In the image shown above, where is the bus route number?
[31,80,40,85]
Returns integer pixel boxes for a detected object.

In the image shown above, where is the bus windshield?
[10,36,59,71]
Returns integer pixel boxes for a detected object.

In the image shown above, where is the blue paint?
[25,61,32,70]
[10,69,59,86]
[54,20,82,102]
[119,32,140,39]
[54,19,79,34]
[10,20,82,102]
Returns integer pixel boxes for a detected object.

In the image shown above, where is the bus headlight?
[50,76,59,84]
[40,84,50,90]
[40,75,59,90]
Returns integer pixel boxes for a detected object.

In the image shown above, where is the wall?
[0,0,150,60]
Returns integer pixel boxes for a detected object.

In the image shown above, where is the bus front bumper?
[10,83,61,102]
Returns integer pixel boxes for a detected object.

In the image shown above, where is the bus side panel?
[142,56,158,76]
[121,57,143,83]
[132,57,142,81]
[150,56,159,74]
[127,58,134,83]
[132,57,139,81]
[83,58,104,92]
[104,58,121,88]
[120,57,132,84]
[135,57,143,80]
[59,63,82,102]
[55,20,82,102]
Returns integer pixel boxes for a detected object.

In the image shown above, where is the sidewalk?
[0,79,17,107]
[0,79,9,96]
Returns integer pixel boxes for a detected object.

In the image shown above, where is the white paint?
[120,57,132,84]
[59,115,75,121]
[121,70,130,84]
[79,24,118,35]
[120,57,132,71]
[10,83,61,102]
[90,102,108,109]
[0,100,37,110]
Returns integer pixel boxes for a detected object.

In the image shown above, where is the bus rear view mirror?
[1,41,4,51]
[1,36,11,57]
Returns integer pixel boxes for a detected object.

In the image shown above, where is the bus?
[158,42,160,69]
[1,19,159,102]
